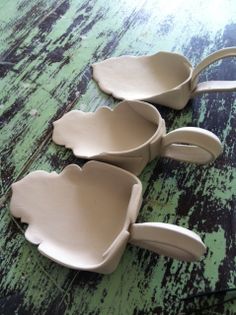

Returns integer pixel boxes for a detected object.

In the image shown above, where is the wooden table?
[0,0,236,314]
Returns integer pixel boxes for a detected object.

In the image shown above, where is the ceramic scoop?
[52,100,222,175]
[10,161,206,274]
[92,47,236,109]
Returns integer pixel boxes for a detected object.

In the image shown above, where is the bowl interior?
[54,102,158,157]
[11,163,138,268]
[93,52,191,100]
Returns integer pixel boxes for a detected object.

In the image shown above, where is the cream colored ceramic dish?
[92,47,236,109]
[52,100,222,175]
[10,161,206,274]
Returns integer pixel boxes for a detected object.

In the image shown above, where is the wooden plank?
[0,0,66,57]
[0,84,63,197]
[0,206,72,314]
[1,0,236,314]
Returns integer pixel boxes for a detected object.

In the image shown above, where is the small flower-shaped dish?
[92,47,236,109]
[52,101,222,175]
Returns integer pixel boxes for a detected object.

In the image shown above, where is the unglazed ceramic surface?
[10,161,142,274]
[92,48,236,109]
[10,161,206,274]
[53,101,162,157]
[53,101,223,175]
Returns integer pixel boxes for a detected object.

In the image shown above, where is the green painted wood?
[0,0,64,56]
[0,0,236,314]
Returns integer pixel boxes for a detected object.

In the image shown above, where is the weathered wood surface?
[0,0,236,314]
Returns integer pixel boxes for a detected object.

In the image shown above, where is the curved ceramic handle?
[160,127,222,164]
[129,223,206,261]
[191,47,236,94]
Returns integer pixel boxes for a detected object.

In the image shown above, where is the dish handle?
[191,47,236,95]
[160,127,223,164]
[129,222,206,261]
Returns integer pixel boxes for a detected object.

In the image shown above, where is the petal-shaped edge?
[10,161,142,274]
[52,100,162,159]
[92,52,192,102]
[52,107,112,157]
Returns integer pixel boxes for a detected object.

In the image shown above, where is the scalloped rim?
[52,100,163,159]
[10,161,142,271]
[92,51,193,101]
